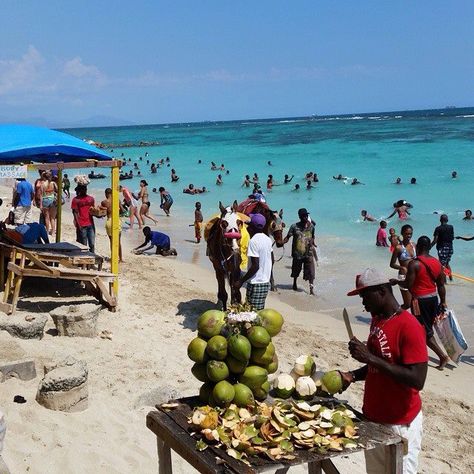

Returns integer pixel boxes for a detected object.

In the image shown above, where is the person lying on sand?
[133,226,177,256]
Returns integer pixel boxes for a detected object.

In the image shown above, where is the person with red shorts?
[340,268,428,474]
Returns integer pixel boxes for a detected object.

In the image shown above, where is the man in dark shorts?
[283,208,316,295]
[133,226,177,256]
[431,214,454,280]
[395,236,449,370]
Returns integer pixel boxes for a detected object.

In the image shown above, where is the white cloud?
[62,57,107,85]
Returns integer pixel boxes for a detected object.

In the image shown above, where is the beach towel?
[435,309,468,364]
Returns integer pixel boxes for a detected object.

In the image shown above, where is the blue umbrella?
[0,124,110,163]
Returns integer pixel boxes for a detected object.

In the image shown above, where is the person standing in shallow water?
[431,214,454,281]
[194,202,203,243]
[283,208,317,295]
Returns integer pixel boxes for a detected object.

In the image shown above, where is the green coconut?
[197,310,226,339]
[252,380,271,401]
[226,355,248,374]
[246,326,271,348]
[232,383,255,407]
[228,334,252,362]
[251,342,275,365]
[199,382,214,403]
[257,308,284,336]
[265,353,279,374]
[187,337,208,364]
[239,366,268,390]
[206,360,229,382]
[273,373,295,399]
[206,335,228,360]
[213,380,235,406]
[191,363,209,382]
[321,370,343,395]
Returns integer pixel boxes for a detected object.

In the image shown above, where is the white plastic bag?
[435,309,468,364]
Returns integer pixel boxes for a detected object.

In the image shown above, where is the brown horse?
[206,201,244,310]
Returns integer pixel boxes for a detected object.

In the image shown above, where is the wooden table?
[146,397,404,474]
[0,242,115,314]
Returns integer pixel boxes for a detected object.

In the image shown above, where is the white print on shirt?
[368,325,393,374]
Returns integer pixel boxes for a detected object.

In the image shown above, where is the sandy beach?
[0,187,473,474]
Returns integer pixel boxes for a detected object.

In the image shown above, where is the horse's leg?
[229,265,242,305]
[216,268,228,310]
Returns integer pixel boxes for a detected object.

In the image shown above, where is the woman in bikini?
[390,224,416,308]
[137,180,158,225]
[121,185,142,229]
[40,171,57,235]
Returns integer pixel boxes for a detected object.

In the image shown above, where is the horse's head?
[268,208,285,247]
[219,201,242,252]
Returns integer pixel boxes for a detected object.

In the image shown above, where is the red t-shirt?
[363,310,428,425]
[71,195,95,227]
[411,255,442,297]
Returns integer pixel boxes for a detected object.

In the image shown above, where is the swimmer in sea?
[361,210,377,222]
[306,180,314,190]
[242,175,251,188]
[267,161,273,166]
[387,200,412,221]
[211,161,217,170]
[252,173,259,184]
[267,175,274,190]
[451,171,457,179]
[292,184,300,191]
[395,177,402,184]
[312,173,319,183]
[333,174,346,181]
[410,177,417,184]
[463,209,472,220]
[388,227,399,252]
[351,178,364,185]
[284,174,294,184]
[171,169,179,182]
[216,174,223,185]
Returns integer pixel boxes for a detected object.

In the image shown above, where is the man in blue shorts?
[133,226,177,256]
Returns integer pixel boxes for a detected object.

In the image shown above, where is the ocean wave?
[456,114,474,118]
[277,119,308,124]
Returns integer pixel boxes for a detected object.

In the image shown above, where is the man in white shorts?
[13,178,34,225]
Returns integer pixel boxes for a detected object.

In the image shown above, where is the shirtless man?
[100,188,123,262]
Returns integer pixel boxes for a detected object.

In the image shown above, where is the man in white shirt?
[233,213,273,310]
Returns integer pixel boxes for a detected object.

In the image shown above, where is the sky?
[1,1,473,126]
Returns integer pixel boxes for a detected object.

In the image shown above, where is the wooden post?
[111,165,120,297]
[56,168,63,243]
[156,438,172,474]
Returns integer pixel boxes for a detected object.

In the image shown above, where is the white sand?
[0,187,473,473]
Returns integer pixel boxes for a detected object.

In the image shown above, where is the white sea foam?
[457,114,474,118]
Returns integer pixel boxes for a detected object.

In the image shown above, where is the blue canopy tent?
[0,124,111,162]
[0,124,121,298]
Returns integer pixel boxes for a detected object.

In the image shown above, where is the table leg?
[308,460,322,474]
[385,442,403,474]
[275,467,290,474]
[157,438,172,474]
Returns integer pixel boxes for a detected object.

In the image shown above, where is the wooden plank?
[157,439,173,474]
[21,249,55,273]
[147,411,243,474]
[308,462,322,474]
[93,277,117,307]
[7,262,115,280]
[27,160,123,171]
[384,442,403,474]
[321,459,340,474]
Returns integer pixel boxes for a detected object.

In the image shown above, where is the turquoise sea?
[64,107,474,281]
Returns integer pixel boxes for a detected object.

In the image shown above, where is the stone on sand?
[36,356,88,412]
[50,303,101,337]
[0,313,47,340]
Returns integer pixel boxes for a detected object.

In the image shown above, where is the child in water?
[388,227,399,252]
[376,221,389,247]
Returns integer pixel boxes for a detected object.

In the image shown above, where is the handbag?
[435,309,468,363]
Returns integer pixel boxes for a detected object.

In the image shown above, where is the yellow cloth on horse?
[239,224,250,271]
[203,212,249,242]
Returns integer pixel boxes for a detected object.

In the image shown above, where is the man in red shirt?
[397,235,449,370]
[71,184,96,253]
[341,268,428,474]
